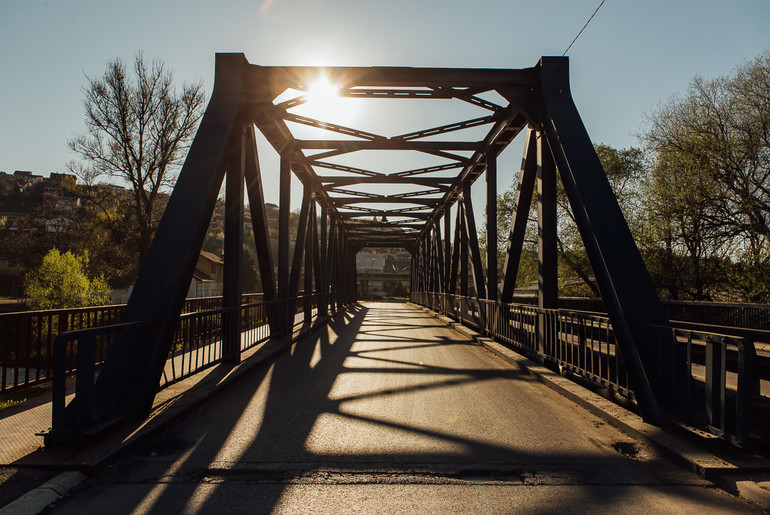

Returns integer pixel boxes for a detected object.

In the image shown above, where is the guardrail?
[415,292,633,401]
[412,292,758,447]
[0,294,265,394]
[49,293,344,443]
[51,320,151,443]
[509,295,770,335]
[645,325,758,446]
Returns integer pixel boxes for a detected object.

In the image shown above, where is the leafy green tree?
[24,249,111,309]
[490,143,645,296]
[642,49,770,301]
[555,144,647,296]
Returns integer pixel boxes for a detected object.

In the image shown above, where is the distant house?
[188,251,224,298]
[356,251,386,271]
[0,211,30,231]
[9,171,43,192]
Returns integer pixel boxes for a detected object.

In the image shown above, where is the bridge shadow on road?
[55,302,752,514]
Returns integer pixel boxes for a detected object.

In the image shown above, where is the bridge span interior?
[47,54,757,457]
[47,302,752,514]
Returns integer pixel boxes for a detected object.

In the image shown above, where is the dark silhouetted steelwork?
[50,53,702,443]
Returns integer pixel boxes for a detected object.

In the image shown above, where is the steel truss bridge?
[47,54,757,449]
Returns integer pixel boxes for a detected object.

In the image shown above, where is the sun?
[302,76,358,125]
[307,77,339,103]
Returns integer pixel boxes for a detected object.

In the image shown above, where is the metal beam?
[222,128,244,363]
[537,132,557,310]
[297,140,484,151]
[500,128,537,302]
[244,126,277,304]
[247,64,540,90]
[462,184,486,299]
[330,197,442,206]
[115,53,251,418]
[486,153,498,302]
[277,148,292,332]
[320,177,456,187]
[537,56,680,422]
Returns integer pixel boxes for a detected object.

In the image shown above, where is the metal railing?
[412,291,758,447]
[1,304,124,393]
[52,320,151,442]
[160,295,321,386]
[414,292,633,400]
[0,294,264,393]
[509,295,770,334]
[48,293,345,443]
[645,325,758,446]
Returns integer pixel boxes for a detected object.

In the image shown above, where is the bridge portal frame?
[53,54,690,443]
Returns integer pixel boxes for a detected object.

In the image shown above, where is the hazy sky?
[1,0,768,209]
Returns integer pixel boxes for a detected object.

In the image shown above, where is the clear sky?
[1,0,768,210]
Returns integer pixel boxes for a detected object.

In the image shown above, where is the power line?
[562,0,607,56]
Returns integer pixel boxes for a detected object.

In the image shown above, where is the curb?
[0,471,87,515]
[413,304,770,509]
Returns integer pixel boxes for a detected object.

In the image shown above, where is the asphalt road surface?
[48,302,755,513]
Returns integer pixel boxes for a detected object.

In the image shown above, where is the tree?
[68,53,205,268]
[24,249,111,309]
[642,49,770,301]
[490,143,645,297]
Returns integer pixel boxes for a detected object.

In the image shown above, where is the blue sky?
[1,0,768,210]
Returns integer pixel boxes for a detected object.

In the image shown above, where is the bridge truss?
[52,54,696,443]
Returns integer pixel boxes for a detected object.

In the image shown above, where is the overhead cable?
[563,0,607,56]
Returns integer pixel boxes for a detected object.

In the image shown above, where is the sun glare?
[307,77,339,103]
[301,76,357,125]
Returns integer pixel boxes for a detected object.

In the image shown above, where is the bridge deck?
[50,302,752,513]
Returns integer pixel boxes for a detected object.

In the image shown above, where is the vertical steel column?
[286,180,309,331]
[319,203,328,316]
[434,224,445,294]
[537,132,558,353]
[487,154,498,302]
[311,198,322,316]
[459,202,469,297]
[336,224,345,311]
[304,196,315,322]
[448,205,460,294]
[222,128,245,363]
[351,247,358,303]
[327,221,337,312]
[537,133,558,306]
[444,209,452,292]
[289,183,311,298]
[422,234,429,294]
[409,253,414,300]
[277,149,291,333]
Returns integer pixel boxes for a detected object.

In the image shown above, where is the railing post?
[75,334,96,431]
[51,332,68,442]
[705,336,723,433]
[734,337,756,446]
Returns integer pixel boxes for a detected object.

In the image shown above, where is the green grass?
[0,384,52,411]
